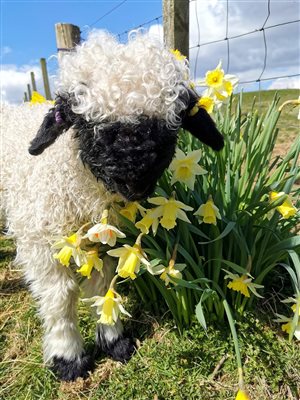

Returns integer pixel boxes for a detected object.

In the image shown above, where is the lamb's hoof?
[51,353,94,381]
[104,337,136,363]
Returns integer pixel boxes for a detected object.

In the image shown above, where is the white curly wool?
[58,30,190,128]
[0,30,191,370]
[0,103,120,362]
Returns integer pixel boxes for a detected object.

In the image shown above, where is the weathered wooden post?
[163,0,189,59]
[55,23,81,63]
[27,83,32,101]
[30,71,37,92]
[40,58,52,100]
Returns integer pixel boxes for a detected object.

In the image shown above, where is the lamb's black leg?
[95,321,136,363]
[52,352,95,381]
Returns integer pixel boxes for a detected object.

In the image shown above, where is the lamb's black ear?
[182,90,224,151]
[28,96,74,156]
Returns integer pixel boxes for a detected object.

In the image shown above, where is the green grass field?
[1,89,299,400]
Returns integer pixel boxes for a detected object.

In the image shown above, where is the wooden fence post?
[40,58,52,100]
[55,23,81,62]
[163,0,189,59]
[27,84,32,101]
[30,71,37,92]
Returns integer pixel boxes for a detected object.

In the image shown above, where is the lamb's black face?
[28,92,224,200]
[76,117,178,201]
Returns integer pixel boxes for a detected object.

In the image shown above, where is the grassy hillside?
[239,88,299,144]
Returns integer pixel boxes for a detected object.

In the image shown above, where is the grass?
[240,89,299,155]
[1,89,299,399]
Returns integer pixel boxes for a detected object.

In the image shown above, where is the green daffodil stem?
[135,233,144,247]
[169,243,178,268]
[77,221,93,235]
[223,300,245,390]
[109,274,120,290]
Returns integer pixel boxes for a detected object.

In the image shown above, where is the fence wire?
[190,0,300,91]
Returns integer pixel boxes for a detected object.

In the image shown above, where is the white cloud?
[268,76,300,90]
[0,64,55,104]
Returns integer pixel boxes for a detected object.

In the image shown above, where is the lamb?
[0,30,224,381]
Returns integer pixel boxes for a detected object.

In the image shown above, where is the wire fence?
[189,0,300,92]
[23,0,300,102]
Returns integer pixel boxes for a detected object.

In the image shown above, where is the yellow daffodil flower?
[198,61,238,102]
[148,196,193,230]
[29,91,54,105]
[197,96,215,114]
[291,303,300,315]
[269,191,297,219]
[224,270,264,298]
[52,232,83,267]
[135,207,162,235]
[83,288,131,326]
[275,297,300,339]
[275,312,300,340]
[83,210,126,246]
[235,389,251,400]
[53,246,73,267]
[76,250,103,279]
[171,49,186,61]
[278,96,300,120]
[159,262,186,286]
[107,234,150,280]
[194,196,221,225]
[119,202,141,222]
[169,148,207,190]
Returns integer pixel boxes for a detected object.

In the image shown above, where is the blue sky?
[1,0,299,103]
[2,0,162,66]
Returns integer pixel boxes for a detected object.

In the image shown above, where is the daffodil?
[171,49,186,61]
[194,196,221,225]
[107,234,150,280]
[135,207,162,235]
[235,389,251,400]
[76,250,103,279]
[119,202,144,223]
[269,191,297,219]
[148,196,193,230]
[224,270,264,298]
[83,288,131,325]
[197,96,215,114]
[83,209,126,246]
[29,91,54,105]
[278,95,300,120]
[275,313,300,340]
[198,61,238,101]
[52,232,83,267]
[159,262,186,286]
[169,148,207,190]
